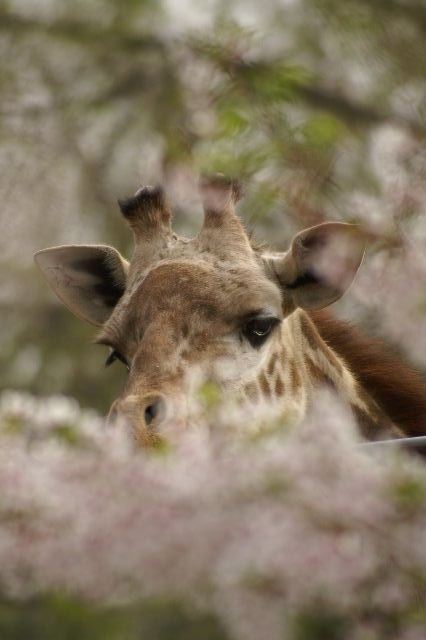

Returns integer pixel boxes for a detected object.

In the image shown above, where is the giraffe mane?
[310,309,426,437]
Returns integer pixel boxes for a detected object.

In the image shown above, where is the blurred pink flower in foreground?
[1,390,426,640]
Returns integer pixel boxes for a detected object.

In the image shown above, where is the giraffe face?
[35,178,365,445]
[99,254,284,443]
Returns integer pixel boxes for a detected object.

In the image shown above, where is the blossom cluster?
[1,390,426,639]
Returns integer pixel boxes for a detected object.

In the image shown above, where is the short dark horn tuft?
[118,185,167,218]
[118,185,172,238]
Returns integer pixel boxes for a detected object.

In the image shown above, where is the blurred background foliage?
[1,0,425,413]
[0,596,229,640]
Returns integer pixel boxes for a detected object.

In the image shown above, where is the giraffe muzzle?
[107,392,169,446]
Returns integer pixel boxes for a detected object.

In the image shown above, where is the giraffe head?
[35,177,365,445]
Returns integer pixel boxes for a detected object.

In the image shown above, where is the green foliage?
[391,474,426,515]
[199,381,222,411]
[301,115,347,149]
[293,608,349,640]
[0,595,228,640]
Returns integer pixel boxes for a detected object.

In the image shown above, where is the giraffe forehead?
[132,260,282,317]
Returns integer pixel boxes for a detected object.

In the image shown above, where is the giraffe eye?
[242,317,280,348]
[105,349,130,371]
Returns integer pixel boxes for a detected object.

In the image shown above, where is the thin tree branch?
[299,85,426,140]
[0,8,164,52]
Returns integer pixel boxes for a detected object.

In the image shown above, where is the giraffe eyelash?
[105,348,130,371]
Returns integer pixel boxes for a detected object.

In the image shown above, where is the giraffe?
[34,176,426,446]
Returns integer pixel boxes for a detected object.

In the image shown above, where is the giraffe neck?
[297,310,402,438]
[245,309,399,439]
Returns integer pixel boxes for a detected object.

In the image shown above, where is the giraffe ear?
[269,223,366,311]
[34,245,129,326]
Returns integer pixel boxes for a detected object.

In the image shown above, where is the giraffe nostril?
[143,395,166,428]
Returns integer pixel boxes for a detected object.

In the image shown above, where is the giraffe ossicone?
[35,176,417,446]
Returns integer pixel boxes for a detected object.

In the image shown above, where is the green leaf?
[302,114,346,148]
